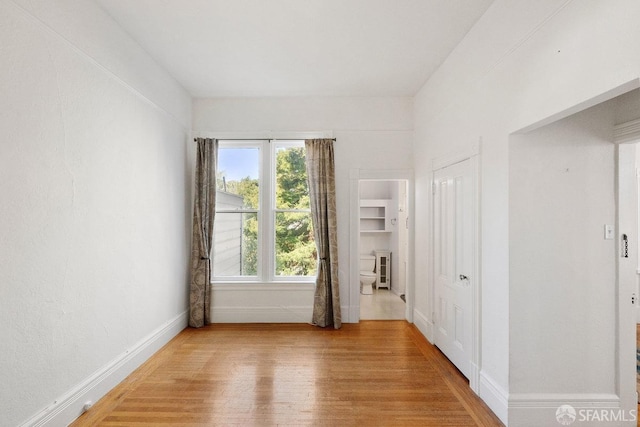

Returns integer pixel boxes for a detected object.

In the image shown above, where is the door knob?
[459,274,469,281]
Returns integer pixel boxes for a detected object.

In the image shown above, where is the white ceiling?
[96,0,494,98]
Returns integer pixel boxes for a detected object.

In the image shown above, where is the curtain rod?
[193,138,336,142]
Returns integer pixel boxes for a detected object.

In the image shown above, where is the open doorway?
[509,86,640,417]
[349,169,413,323]
[358,179,409,320]
[619,138,640,404]
[591,91,640,409]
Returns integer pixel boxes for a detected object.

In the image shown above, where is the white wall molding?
[514,79,640,135]
[20,311,188,427]
[614,117,640,144]
[192,131,334,140]
[479,371,509,425]
[431,140,480,172]
[412,309,433,343]
[349,170,360,324]
[340,305,352,324]
[347,304,360,324]
[211,306,314,323]
[469,362,480,394]
[509,393,620,407]
[508,393,624,426]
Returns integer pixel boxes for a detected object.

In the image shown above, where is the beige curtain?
[189,138,218,328]
[305,139,341,328]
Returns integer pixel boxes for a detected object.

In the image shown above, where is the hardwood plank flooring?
[71,321,503,426]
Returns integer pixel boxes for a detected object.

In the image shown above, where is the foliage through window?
[213,140,317,281]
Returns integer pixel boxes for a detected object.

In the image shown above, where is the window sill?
[211,282,315,291]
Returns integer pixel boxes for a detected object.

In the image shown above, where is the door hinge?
[432,182,436,195]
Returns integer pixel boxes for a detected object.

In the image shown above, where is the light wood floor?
[71,321,503,426]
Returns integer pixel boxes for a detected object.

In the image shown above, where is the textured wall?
[0,1,191,425]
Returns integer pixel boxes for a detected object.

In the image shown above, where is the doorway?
[432,157,477,380]
[358,179,409,320]
[508,87,639,415]
[349,169,414,323]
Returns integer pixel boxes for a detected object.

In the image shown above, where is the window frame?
[213,140,263,280]
[212,139,316,284]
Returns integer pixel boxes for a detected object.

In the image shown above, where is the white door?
[433,158,475,379]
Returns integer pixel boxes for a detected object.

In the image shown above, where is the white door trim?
[616,142,638,412]
[431,148,481,393]
[432,140,480,172]
[614,118,640,144]
[349,169,414,323]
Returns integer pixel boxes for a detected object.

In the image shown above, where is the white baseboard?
[479,371,509,425]
[469,362,480,394]
[390,287,404,297]
[211,305,356,325]
[412,308,433,343]
[509,393,620,406]
[508,393,624,426]
[342,305,360,323]
[20,311,188,427]
[211,306,314,323]
[344,305,358,323]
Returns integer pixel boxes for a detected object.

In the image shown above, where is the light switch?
[604,225,614,240]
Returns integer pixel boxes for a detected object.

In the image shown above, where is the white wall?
[0,1,192,425]
[360,180,394,200]
[413,0,640,424]
[510,99,617,398]
[193,97,413,323]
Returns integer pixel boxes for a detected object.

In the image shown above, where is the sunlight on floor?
[360,288,406,320]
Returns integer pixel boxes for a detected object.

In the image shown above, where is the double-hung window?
[213,140,317,282]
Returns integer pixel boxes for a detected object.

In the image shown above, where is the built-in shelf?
[359,199,390,232]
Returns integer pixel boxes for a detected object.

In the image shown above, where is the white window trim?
[212,138,319,284]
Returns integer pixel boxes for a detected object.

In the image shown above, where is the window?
[213,140,317,282]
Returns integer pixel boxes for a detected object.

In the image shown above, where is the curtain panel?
[305,139,341,329]
[189,138,218,328]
